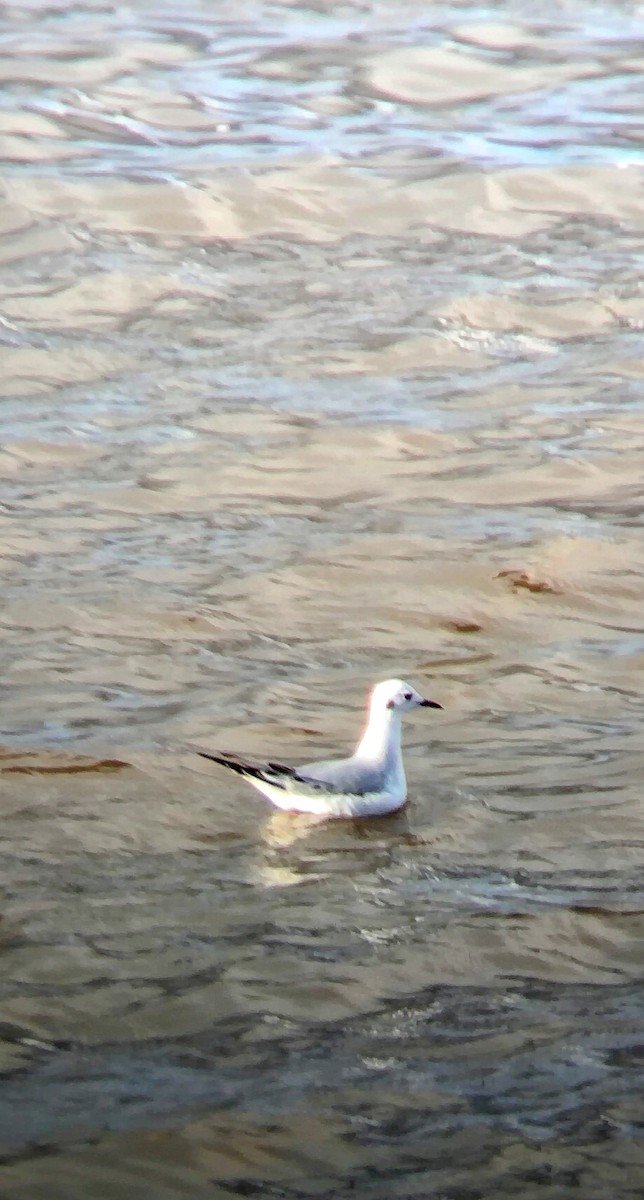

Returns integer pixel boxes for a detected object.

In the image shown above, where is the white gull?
[196,678,443,819]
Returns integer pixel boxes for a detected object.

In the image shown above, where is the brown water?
[1,0,644,1195]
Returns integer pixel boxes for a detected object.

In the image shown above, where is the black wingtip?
[196,751,248,776]
[195,751,294,789]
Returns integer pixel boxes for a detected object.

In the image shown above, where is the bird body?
[197,678,442,819]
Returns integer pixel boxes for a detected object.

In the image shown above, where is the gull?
[196,678,443,819]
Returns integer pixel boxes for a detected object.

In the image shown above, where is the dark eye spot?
[404,691,412,701]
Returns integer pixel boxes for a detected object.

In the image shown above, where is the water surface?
[1,0,644,1195]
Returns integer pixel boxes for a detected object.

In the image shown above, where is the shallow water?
[1,0,644,1195]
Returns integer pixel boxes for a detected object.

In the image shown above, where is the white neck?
[355,702,403,770]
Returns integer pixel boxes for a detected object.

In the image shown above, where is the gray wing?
[197,750,382,797]
[297,755,385,796]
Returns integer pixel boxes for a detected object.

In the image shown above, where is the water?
[1,0,644,1195]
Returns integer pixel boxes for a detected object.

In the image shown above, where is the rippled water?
[1,0,644,1195]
